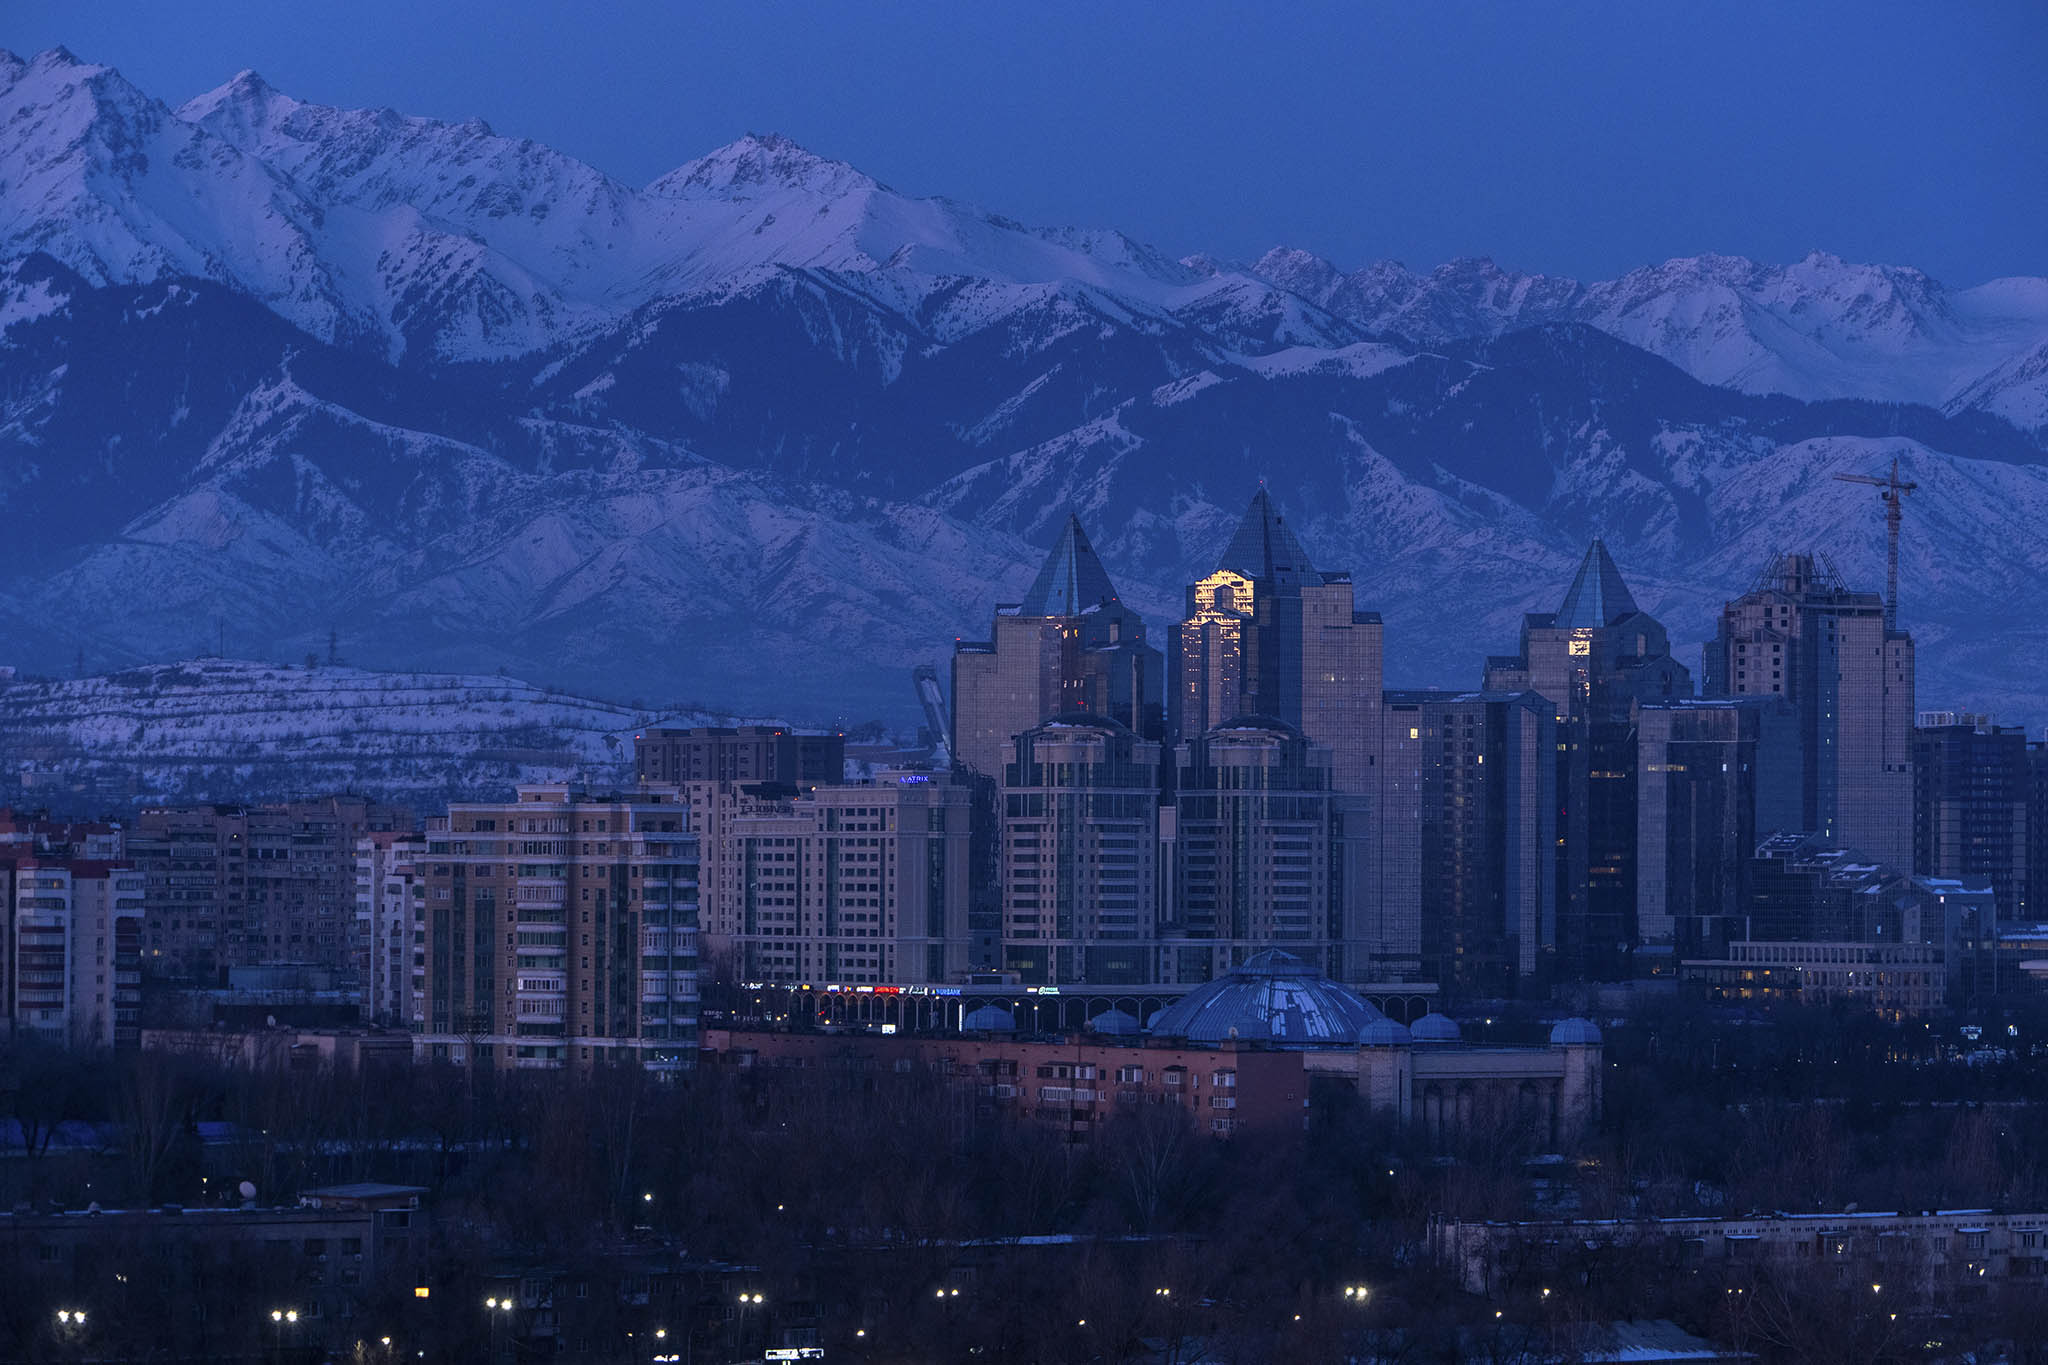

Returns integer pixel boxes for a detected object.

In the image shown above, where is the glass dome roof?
[1146,949,1391,1046]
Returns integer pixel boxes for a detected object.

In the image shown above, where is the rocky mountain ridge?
[2,47,2044,728]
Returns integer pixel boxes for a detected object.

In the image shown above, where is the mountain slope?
[1,48,2045,730]
[0,658,741,804]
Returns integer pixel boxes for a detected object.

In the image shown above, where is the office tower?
[414,785,698,1070]
[635,725,845,787]
[952,516,1163,782]
[1637,698,1802,959]
[1914,713,2030,924]
[1704,552,1915,869]
[1171,490,1383,794]
[1167,717,1372,983]
[130,797,408,984]
[356,831,428,1027]
[1485,540,1692,980]
[1,857,143,1048]
[705,772,974,986]
[1001,714,1162,985]
[1383,691,1558,992]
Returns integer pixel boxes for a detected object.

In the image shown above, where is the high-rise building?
[2030,739,2048,921]
[130,797,408,984]
[1485,540,1691,980]
[1170,490,1383,794]
[1000,714,1163,985]
[635,726,844,787]
[1167,717,1373,983]
[952,516,1162,783]
[1636,698,1803,959]
[1913,713,2030,924]
[1382,691,1558,992]
[2,857,143,1048]
[1704,552,1915,869]
[412,785,698,1071]
[355,831,428,1028]
[704,772,975,986]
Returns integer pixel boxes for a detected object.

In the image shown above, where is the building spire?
[1216,488,1318,588]
[1015,514,1124,618]
[1554,539,1639,629]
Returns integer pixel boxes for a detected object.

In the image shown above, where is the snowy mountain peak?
[176,67,303,136]
[1252,246,1344,299]
[647,132,877,201]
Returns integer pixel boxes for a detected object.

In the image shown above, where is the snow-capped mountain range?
[3,46,2046,727]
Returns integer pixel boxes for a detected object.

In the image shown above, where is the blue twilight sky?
[6,1,2043,285]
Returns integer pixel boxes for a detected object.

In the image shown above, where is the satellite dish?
[238,1181,258,1200]
[265,1015,278,1028]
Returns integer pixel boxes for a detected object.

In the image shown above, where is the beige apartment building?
[696,772,975,986]
[411,785,698,1071]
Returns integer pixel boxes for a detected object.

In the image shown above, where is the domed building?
[1145,950,1391,1045]
[1148,953,1605,1146]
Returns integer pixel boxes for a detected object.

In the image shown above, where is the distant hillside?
[0,659,737,807]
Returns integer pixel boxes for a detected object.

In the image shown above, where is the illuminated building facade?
[1169,490,1383,795]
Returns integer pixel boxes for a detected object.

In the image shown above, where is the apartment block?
[999,715,1163,986]
[1,857,143,1048]
[412,785,698,1070]
[355,831,428,1028]
[129,797,408,984]
[1166,717,1368,984]
[704,771,975,986]
[634,725,844,786]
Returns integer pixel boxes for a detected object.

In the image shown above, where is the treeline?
[4,1011,2048,1362]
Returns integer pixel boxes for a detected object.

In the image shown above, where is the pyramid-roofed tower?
[1015,515,1125,617]
[1216,488,1319,589]
[952,514,1163,780]
[1554,539,1640,629]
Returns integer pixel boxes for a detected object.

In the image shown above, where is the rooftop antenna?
[1832,456,1917,632]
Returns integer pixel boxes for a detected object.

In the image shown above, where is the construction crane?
[1833,456,1917,632]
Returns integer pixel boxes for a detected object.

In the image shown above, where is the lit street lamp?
[485,1296,514,1363]
[269,1308,298,1360]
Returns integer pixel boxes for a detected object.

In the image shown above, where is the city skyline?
[5,12,2045,1364]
